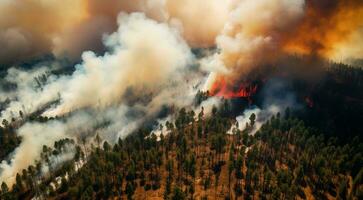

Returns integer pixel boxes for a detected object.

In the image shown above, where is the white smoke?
[0,0,314,187]
[40,143,76,176]
[0,12,201,185]
[0,66,63,121]
[228,105,281,135]
[202,0,305,85]
[151,96,223,137]
[229,77,301,135]
[0,121,67,184]
[0,0,234,66]
[44,12,193,116]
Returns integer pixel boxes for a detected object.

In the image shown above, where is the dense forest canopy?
[1,103,362,199]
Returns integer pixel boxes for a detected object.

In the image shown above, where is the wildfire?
[209,75,258,99]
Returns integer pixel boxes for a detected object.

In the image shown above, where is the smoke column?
[202,0,305,90]
[283,0,363,62]
[202,0,363,92]
[1,0,361,68]
[0,0,233,67]
[0,12,199,185]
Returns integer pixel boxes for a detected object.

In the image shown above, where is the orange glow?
[209,75,257,99]
[282,0,363,59]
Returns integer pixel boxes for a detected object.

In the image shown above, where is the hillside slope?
[1,108,362,200]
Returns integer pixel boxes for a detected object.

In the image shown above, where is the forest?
[1,1,363,199]
[0,62,363,200]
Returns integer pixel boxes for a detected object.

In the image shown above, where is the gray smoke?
[0,12,203,185]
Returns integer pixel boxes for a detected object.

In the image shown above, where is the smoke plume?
[2,0,361,68]
[0,12,200,185]
[45,12,193,116]
[283,0,363,61]
[202,0,363,92]
[0,121,67,184]
[1,0,363,187]
[203,0,305,90]
[0,0,233,67]
[0,0,86,66]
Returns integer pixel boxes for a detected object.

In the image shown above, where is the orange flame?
[209,75,258,99]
